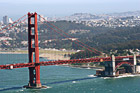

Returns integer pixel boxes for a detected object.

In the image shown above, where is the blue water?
[0,54,140,93]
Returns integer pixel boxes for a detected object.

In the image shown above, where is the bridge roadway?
[0,55,140,70]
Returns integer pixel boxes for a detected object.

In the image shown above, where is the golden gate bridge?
[0,12,139,89]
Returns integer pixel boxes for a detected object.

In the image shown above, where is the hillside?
[87,26,140,47]
[1,21,140,55]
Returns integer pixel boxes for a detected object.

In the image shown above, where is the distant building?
[9,18,13,24]
[0,37,12,41]
[3,16,8,25]
[0,21,3,25]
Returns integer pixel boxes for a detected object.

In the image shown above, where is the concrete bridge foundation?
[104,55,116,76]
[133,54,137,74]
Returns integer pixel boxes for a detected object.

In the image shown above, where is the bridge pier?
[112,55,116,76]
[104,55,116,76]
[133,54,137,73]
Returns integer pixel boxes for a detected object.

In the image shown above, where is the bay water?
[0,54,140,93]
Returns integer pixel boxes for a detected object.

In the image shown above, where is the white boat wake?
[88,75,97,77]
[115,74,140,79]
[103,74,140,79]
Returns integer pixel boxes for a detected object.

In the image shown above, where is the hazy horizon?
[0,0,140,20]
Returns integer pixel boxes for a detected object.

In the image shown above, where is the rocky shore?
[39,53,70,60]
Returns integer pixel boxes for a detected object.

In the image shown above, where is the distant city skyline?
[0,0,140,20]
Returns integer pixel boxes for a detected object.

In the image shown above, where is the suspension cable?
[0,14,34,34]
[39,20,100,55]
[39,15,102,55]
[0,14,26,32]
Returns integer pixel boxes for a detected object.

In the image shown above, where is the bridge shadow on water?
[0,86,22,92]
[0,77,99,92]
[44,77,99,85]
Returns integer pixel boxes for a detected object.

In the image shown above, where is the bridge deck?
[0,55,139,70]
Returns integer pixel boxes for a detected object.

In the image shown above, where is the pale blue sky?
[0,0,140,19]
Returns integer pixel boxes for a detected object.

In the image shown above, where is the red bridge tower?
[24,12,42,88]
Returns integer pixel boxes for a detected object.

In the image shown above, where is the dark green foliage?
[98,40,140,53]
[70,49,100,59]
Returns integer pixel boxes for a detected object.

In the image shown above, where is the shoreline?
[39,53,70,60]
[0,51,27,54]
[0,50,73,60]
